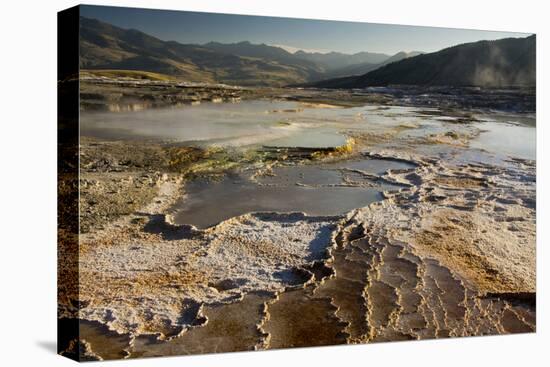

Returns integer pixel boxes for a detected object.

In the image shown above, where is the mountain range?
[319,51,425,79]
[80,16,534,88]
[79,16,420,86]
[308,36,536,88]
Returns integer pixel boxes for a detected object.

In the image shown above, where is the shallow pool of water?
[81,100,357,148]
[80,101,430,149]
[471,120,536,160]
[171,158,412,228]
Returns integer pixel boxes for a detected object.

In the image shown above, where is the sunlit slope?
[79,17,321,86]
[309,36,535,88]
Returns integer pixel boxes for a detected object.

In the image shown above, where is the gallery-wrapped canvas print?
[58,4,536,361]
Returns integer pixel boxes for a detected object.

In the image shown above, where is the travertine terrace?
[58,84,536,360]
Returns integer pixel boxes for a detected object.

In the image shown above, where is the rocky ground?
[59,86,536,360]
[79,74,535,115]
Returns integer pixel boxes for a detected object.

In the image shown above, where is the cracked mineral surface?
[59,88,535,360]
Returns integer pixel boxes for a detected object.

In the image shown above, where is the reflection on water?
[171,159,412,228]
[81,100,352,147]
[83,99,535,227]
[471,120,536,160]
[81,101,536,161]
[265,130,348,149]
[80,101,428,148]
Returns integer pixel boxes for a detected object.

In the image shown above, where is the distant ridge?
[293,50,391,70]
[320,51,424,79]
[79,17,324,86]
[79,16,532,88]
[307,36,535,88]
[78,16,426,86]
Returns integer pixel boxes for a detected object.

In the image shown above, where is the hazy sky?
[80,5,531,55]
